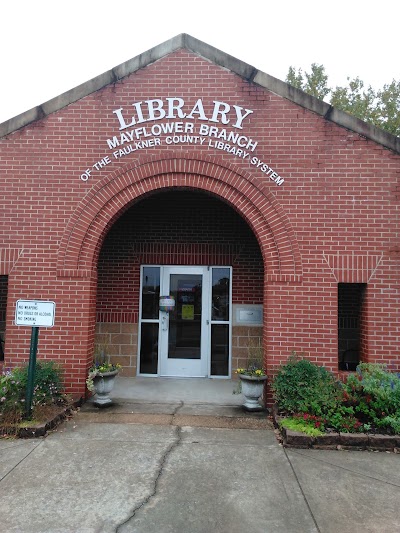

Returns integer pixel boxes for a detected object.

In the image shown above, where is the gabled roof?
[1,33,399,153]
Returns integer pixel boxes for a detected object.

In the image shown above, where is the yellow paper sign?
[182,304,194,320]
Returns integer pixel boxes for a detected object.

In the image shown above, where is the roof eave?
[1,33,399,154]
[253,70,400,154]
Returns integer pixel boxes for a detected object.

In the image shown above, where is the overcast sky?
[1,0,399,124]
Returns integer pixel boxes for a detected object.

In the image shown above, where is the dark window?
[210,268,231,376]
[338,283,366,371]
[139,323,159,374]
[141,267,160,319]
[0,276,8,361]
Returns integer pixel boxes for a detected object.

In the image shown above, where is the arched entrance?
[57,154,302,386]
[96,189,264,377]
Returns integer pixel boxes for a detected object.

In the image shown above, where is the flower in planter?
[86,341,121,392]
[235,337,267,376]
[86,363,121,392]
[236,367,266,377]
[233,339,267,395]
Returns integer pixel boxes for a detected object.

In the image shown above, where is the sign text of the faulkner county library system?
[15,300,56,327]
[79,97,284,186]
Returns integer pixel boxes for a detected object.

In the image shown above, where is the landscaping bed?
[0,404,77,438]
[1,361,79,439]
[272,411,400,451]
[271,356,400,452]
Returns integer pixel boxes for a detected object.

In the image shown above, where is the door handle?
[162,314,168,331]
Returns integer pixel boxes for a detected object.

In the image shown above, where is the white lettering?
[207,140,250,159]
[93,156,111,171]
[210,101,230,125]
[132,101,146,124]
[146,99,166,121]
[199,124,257,151]
[246,138,258,151]
[107,136,120,149]
[199,124,209,135]
[113,98,254,130]
[165,135,205,145]
[185,99,208,121]
[250,157,284,186]
[166,97,186,119]
[232,105,253,129]
[113,108,135,130]
[106,122,196,148]
[80,97,285,186]
[151,124,162,135]
[80,168,91,181]
[120,132,131,144]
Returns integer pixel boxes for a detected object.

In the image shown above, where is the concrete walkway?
[0,377,399,532]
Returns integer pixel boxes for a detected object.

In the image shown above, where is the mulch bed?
[0,400,82,438]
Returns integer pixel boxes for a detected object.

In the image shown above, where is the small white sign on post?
[15,300,56,327]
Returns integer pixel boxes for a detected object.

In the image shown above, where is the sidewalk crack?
[115,403,183,533]
[283,447,321,533]
[0,440,43,484]
[172,399,184,419]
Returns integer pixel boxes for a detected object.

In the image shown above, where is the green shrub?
[324,409,363,433]
[271,353,343,418]
[343,363,400,434]
[0,361,66,424]
[272,357,400,434]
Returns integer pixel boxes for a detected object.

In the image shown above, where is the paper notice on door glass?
[182,304,194,320]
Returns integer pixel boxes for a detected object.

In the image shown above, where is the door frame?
[138,265,232,378]
[160,266,209,377]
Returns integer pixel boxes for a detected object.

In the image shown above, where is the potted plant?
[86,341,121,407]
[235,338,267,411]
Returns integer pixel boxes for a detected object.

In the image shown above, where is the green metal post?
[25,326,39,419]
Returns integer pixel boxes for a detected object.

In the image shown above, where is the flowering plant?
[233,338,266,394]
[236,367,266,377]
[86,341,121,392]
[1,362,68,424]
[235,338,266,377]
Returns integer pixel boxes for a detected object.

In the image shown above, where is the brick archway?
[57,153,302,281]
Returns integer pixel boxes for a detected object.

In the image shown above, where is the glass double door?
[139,266,231,377]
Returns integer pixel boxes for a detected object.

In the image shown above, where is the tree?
[286,65,400,137]
[286,63,330,100]
[330,77,378,125]
[376,80,400,136]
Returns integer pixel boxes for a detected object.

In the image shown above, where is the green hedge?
[272,355,400,434]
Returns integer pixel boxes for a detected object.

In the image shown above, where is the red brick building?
[0,35,399,400]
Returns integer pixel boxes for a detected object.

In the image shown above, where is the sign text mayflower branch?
[79,97,284,186]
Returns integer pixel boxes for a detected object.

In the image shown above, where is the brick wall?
[97,190,263,314]
[0,48,398,398]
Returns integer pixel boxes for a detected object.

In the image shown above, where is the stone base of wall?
[95,323,263,378]
[232,326,263,377]
[95,323,138,377]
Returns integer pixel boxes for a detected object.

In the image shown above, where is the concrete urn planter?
[92,370,119,407]
[239,374,268,411]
